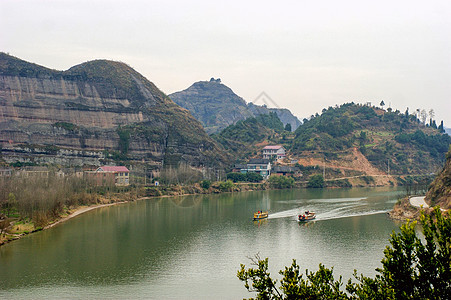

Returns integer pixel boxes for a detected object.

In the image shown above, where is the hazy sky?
[1,0,450,125]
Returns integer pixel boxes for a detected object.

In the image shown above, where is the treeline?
[0,174,125,228]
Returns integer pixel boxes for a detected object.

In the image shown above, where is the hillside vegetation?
[292,103,450,175]
[212,112,288,160]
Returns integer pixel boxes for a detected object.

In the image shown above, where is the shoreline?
[44,201,128,230]
[1,200,137,247]
[388,195,431,221]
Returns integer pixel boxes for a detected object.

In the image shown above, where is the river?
[0,187,404,299]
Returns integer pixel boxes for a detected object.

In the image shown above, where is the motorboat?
[253,211,268,220]
[298,211,316,222]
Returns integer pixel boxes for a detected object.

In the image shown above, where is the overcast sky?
[1,0,450,126]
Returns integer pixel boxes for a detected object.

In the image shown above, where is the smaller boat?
[253,211,269,220]
[298,211,316,222]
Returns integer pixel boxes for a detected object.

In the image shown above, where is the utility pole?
[323,159,325,179]
[387,159,390,176]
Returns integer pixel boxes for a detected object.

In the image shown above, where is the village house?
[262,145,286,160]
[85,166,130,186]
[272,165,302,177]
[17,166,50,178]
[0,168,13,177]
[240,158,271,179]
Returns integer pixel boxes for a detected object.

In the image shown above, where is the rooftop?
[248,158,270,164]
[97,166,129,173]
[263,145,284,150]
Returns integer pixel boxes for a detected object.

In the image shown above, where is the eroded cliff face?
[0,76,146,128]
[425,149,451,209]
[0,54,226,167]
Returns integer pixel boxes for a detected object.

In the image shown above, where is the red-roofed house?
[262,145,286,160]
[85,166,130,186]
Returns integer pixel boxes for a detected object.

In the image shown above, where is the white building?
[262,145,286,160]
[240,159,271,179]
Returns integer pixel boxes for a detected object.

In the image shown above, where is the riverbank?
[0,199,131,247]
[388,195,431,220]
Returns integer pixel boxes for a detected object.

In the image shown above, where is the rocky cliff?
[169,78,301,134]
[0,53,227,167]
[425,148,451,209]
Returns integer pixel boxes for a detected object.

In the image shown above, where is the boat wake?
[317,209,390,221]
[267,208,300,219]
[267,207,389,221]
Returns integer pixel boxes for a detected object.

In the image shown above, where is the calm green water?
[0,187,403,299]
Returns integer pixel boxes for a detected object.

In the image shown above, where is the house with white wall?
[262,145,286,160]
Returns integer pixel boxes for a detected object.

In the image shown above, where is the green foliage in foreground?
[238,207,451,299]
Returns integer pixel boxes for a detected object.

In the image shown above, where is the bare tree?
[420,109,428,125]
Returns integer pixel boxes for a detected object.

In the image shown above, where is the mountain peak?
[169,80,300,134]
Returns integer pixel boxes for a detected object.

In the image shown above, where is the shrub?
[200,180,211,189]
[245,172,263,183]
[218,180,234,192]
[308,174,324,188]
[268,175,295,189]
[227,172,247,182]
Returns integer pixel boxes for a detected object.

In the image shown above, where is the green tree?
[218,180,234,192]
[237,208,451,299]
[438,120,445,133]
[268,175,295,189]
[227,172,247,182]
[284,123,292,132]
[308,174,324,188]
[200,180,211,189]
[246,172,263,183]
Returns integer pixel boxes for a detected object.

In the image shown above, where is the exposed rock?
[0,53,227,168]
[425,148,451,209]
[169,80,301,134]
[388,197,424,220]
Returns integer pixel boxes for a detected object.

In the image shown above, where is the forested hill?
[292,103,450,175]
[169,78,301,134]
[212,112,289,160]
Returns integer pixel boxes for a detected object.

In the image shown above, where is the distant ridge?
[169,78,301,134]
